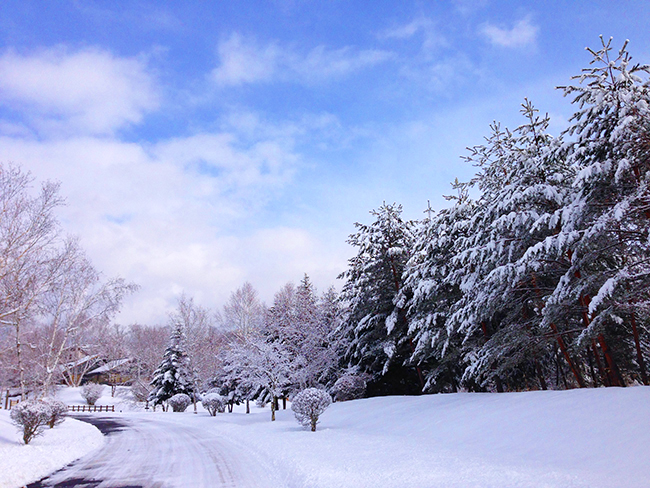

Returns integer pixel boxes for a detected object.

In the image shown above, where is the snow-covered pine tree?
[541,37,650,386]
[446,102,577,391]
[169,295,215,393]
[338,203,422,395]
[148,321,194,408]
[400,185,474,392]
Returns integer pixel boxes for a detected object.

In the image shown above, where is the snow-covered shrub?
[42,398,68,428]
[331,375,367,402]
[291,388,332,432]
[168,393,191,412]
[10,400,52,444]
[201,393,226,416]
[81,383,104,405]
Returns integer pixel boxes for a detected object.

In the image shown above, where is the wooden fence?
[1,399,22,409]
[68,405,115,413]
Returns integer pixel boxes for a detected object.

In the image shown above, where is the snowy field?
[183,386,650,488]
[1,386,649,488]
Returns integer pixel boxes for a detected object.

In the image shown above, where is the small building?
[85,358,134,386]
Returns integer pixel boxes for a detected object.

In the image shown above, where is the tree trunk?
[555,346,568,389]
[630,311,649,385]
[597,334,625,387]
[577,289,624,387]
[535,361,548,390]
[549,323,585,388]
[480,321,505,392]
[282,397,286,410]
[246,399,250,414]
[591,340,609,386]
[15,319,26,401]
[271,399,276,421]
[450,375,458,393]
[586,346,599,387]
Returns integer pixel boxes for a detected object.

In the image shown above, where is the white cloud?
[212,34,279,85]
[0,109,315,324]
[380,17,447,56]
[0,38,348,324]
[382,17,433,41]
[152,132,298,206]
[0,47,160,135]
[383,19,430,40]
[481,17,539,48]
[453,0,489,15]
[211,33,393,86]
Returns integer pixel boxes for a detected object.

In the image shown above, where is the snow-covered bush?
[291,388,332,432]
[331,375,366,402]
[10,400,52,444]
[81,383,104,405]
[168,393,191,412]
[42,398,68,428]
[201,393,226,416]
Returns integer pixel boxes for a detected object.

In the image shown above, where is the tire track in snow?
[29,415,283,488]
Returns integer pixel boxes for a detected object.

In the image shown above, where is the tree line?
[338,37,650,395]
[2,37,648,407]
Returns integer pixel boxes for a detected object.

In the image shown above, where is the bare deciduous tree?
[0,164,137,398]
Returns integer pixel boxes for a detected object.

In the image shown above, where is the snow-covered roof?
[61,354,99,370]
[87,358,132,375]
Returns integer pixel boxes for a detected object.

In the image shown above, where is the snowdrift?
[202,386,650,487]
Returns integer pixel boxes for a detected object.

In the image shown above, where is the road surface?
[28,414,283,488]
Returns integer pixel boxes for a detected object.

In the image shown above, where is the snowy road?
[28,414,284,488]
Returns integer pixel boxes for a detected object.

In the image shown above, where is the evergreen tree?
[402,38,650,392]
[541,37,650,386]
[338,203,422,395]
[148,321,194,407]
[400,187,474,392]
[447,102,575,391]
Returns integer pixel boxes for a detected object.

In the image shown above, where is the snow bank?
[179,386,650,488]
[0,410,105,488]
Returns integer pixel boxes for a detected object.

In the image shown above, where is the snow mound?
[0,410,105,488]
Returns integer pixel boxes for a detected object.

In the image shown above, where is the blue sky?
[0,1,647,324]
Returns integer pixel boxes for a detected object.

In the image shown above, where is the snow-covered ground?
[0,409,104,488]
[175,386,650,488]
[55,384,144,412]
[2,386,649,488]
